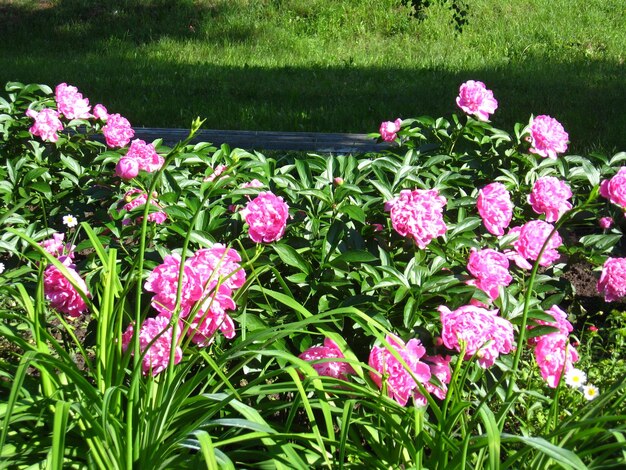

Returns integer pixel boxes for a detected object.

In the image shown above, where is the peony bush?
[0,80,625,468]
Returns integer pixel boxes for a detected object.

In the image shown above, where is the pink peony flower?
[102,113,134,148]
[188,245,246,291]
[466,248,512,301]
[528,115,569,159]
[510,220,562,268]
[240,192,290,243]
[55,83,91,120]
[456,80,498,121]
[92,104,108,121]
[120,139,164,175]
[528,176,573,222]
[43,258,90,317]
[421,354,452,402]
[379,118,402,142]
[121,315,183,376]
[26,108,64,142]
[145,246,246,345]
[115,157,139,180]
[121,189,167,225]
[204,164,228,182]
[439,304,515,368]
[533,333,579,388]
[599,217,614,230]
[241,179,263,189]
[386,189,447,249]
[40,232,75,259]
[528,305,573,346]
[299,337,355,381]
[187,287,237,346]
[599,167,626,210]
[477,182,513,236]
[144,254,205,318]
[597,257,626,302]
[369,334,431,406]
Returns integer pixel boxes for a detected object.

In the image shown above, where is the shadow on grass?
[0,1,624,152]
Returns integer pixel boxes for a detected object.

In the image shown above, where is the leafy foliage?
[0,81,625,468]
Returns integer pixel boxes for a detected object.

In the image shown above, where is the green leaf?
[273,244,311,275]
[195,430,219,470]
[60,154,83,176]
[578,234,622,252]
[338,204,366,224]
[501,434,587,469]
[47,400,71,470]
[478,406,500,470]
[329,250,377,267]
[28,181,52,196]
[449,217,482,238]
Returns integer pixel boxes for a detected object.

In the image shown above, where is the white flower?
[582,384,599,401]
[565,368,587,388]
[63,215,78,228]
[0,262,4,274]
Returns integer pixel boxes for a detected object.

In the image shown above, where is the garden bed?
[1,81,625,468]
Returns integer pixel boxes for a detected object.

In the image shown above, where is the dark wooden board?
[133,128,391,153]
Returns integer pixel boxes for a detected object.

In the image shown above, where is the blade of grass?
[47,400,71,470]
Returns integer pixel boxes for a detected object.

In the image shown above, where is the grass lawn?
[0,0,624,152]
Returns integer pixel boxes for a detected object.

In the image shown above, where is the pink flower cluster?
[599,217,614,230]
[298,338,354,381]
[241,179,264,189]
[508,220,562,269]
[40,232,89,317]
[439,304,515,368]
[386,189,447,249]
[379,118,402,142]
[55,83,91,120]
[92,104,108,121]
[528,115,569,160]
[466,248,512,301]
[528,176,572,222]
[102,113,134,148]
[530,306,578,388]
[421,354,452,403]
[25,108,64,142]
[43,257,90,317]
[40,232,74,259]
[25,83,131,146]
[528,305,573,345]
[144,245,246,346]
[120,189,167,225]
[240,192,289,243]
[456,80,498,121]
[121,316,183,376]
[600,167,626,210]
[597,257,626,302]
[368,334,432,406]
[116,139,165,179]
[477,183,513,236]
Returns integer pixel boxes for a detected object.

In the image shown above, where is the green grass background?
[1,0,624,152]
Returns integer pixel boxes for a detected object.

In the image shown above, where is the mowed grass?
[0,0,624,152]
